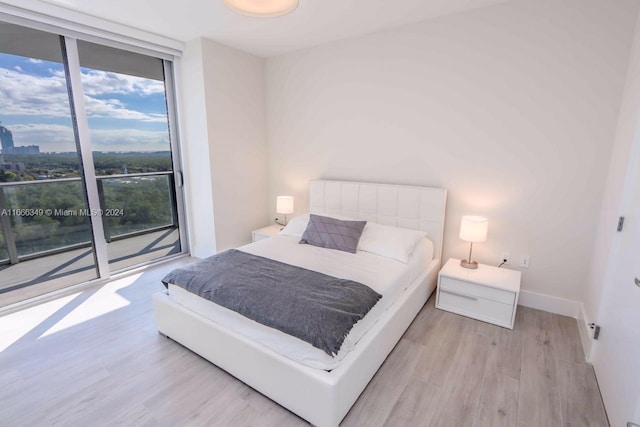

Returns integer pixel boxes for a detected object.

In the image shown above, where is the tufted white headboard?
[309,180,447,261]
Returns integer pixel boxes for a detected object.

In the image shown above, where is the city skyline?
[0,52,171,153]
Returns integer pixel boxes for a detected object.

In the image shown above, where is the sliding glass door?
[76,40,182,271]
[0,23,98,304]
[0,21,185,307]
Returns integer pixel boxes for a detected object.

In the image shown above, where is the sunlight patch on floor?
[0,293,79,352]
[39,274,141,338]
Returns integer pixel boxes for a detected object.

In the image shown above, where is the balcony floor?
[0,228,180,307]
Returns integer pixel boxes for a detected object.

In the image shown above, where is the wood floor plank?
[384,378,441,426]
[520,305,554,332]
[0,371,53,426]
[0,369,23,397]
[402,296,442,343]
[178,395,254,427]
[518,307,563,427]
[519,369,563,427]
[414,311,464,387]
[238,384,303,424]
[429,328,491,427]
[44,375,122,426]
[474,371,520,427]
[110,404,158,427]
[486,325,524,380]
[552,314,586,365]
[141,355,248,425]
[557,360,608,427]
[459,314,501,339]
[342,338,425,427]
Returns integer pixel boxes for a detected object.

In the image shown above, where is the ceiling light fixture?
[223,0,299,17]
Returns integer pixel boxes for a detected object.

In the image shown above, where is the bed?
[153,180,447,427]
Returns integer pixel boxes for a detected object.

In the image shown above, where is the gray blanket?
[162,249,382,356]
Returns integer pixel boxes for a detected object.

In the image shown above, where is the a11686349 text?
[0,208,125,217]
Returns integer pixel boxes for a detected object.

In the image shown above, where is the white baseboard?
[191,244,216,259]
[577,303,594,362]
[517,290,581,318]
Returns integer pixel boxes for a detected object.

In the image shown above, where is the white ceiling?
[35,0,509,57]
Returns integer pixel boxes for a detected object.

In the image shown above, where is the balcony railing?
[0,171,178,266]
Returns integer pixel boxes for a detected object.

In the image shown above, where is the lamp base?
[460,259,478,269]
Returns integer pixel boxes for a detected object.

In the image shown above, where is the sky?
[0,52,170,153]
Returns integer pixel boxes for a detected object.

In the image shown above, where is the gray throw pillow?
[299,214,367,254]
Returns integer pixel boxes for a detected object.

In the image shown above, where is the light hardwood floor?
[0,259,608,426]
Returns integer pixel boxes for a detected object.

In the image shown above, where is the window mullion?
[61,36,110,279]
[163,59,189,254]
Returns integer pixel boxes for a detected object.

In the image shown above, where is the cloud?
[0,67,72,118]
[8,123,77,152]
[28,59,43,64]
[0,64,166,122]
[88,128,170,151]
[84,96,167,122]
[78,69,165,97]
[8,123,170,152]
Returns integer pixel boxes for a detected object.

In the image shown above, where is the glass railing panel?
[99,174,176,238]
[0,219,8,262]
[98,173,180,271]
[0,180,98,304]
[2,181,93,257]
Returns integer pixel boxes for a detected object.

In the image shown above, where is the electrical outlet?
[520,255,530,269]
[501,252,511,264]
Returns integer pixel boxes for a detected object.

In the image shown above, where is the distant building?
[0,162,26,172]
[0,125,15,153]
[7,145,40,155]
[0,125,40,154]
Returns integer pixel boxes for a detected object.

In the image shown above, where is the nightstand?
[436,258,521,329]
[251,224,283,242]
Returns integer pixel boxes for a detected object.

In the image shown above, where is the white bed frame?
[153,180,447,427]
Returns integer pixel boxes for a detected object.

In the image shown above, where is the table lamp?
[459,215,488,269]
[276,196,294,226]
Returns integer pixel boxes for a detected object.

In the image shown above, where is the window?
[77,40,182,270]
[0,22,185,306]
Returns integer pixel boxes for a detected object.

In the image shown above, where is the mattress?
[167,235,434,370]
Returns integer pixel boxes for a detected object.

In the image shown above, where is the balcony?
[0,172,181,307]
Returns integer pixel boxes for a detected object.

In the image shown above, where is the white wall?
[265,0,638,304]
[177,38,217,258]
[201,38,269,251]
[178,38,269,255]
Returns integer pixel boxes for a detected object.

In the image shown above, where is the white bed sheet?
[167,235,434,370]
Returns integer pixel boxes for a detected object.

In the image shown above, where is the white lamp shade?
[459,215,488,243]
[276,196,294,214]
[223,0,299,17]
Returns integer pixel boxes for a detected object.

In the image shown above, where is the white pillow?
[358,222,427,263]
[278,214,310,238]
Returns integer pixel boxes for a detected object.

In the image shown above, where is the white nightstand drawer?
[252,232,270,242]
[252,224,282,243]
[437,259,520,329]
[438,289,514,327]
[440,276,515,305]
